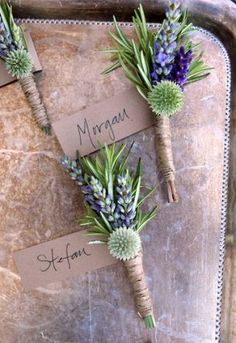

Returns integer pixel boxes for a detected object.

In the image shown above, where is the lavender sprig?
[115,173,136,229]
[168,46,193,88]
[88,176,117,220]
[151,1,182,83]
[0,18,16,58]
[62,157,103,213]
[62,156,128,226]
[61,157,84,186]
[61,144,156,236]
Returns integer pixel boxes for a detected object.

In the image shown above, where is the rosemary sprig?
[63,143,157,243]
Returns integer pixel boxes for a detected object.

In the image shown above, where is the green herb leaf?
[137,206,157,232]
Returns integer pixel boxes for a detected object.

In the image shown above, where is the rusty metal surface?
[0,19,230,343]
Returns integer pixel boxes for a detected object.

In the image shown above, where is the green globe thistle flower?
[108,227,141,261]
[5,48,32,79]
[147,80,184,117]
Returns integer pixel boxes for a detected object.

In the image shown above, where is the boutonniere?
[0,1,51,134]
[103,0,211,202]
[62,144,157,328]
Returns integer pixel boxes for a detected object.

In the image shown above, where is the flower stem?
[144,313,156,329]
[154,116,178,203]
[19,72,51,135]
[167,179,179,203]
[123,251,155,329]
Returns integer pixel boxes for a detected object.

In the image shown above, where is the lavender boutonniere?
[62,143,157,329]
[0,1,51,134]
[103,0,211,202]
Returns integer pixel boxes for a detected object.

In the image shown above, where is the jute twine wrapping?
[123,250,153,319]
[154,116,175,182]
[154,116,178,202]
[20,73,51,133]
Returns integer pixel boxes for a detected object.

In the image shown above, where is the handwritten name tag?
[14,230,116,289]
[53,88,154,158]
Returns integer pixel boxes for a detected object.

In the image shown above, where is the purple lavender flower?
[61,156,100,212]
[81,185,93,194]
[151,0,181,83]
[0,19,17,58]
[62,157,137,228]
[114,174,136,229]
[61,157,84,186]
[168,46,193,88]
[91,203,103,212]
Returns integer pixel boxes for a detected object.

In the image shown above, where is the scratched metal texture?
[0,21,229,343]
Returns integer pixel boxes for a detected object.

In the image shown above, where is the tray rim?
[16,18,232,343]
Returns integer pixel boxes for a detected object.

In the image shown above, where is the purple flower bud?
[118,197,124,205]
[84,194,94,204]
[91,203,102,213]
[168,46,193,89]
[125,218,131,226]
[151,70,158,81]
[154,42,160,51]
[81,185,92,194]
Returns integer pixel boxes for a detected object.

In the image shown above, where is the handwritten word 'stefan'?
[14,230,116,289]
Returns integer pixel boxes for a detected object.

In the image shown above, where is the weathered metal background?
[1,0,236,342]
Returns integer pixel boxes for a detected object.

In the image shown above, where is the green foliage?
[187,54,213,84]
[5,48,32,78]
[177,10,194,40]
[103,3,211,98]
[102,5,155,99]
[107,227,141,260]
[147,80,184,117]
[78,143,126,189]
[0,1,26,49]
[102,4,194,98]
[79,143,157,242]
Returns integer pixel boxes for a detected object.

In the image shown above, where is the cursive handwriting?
[77,108,131,148]
[37,243,91,272]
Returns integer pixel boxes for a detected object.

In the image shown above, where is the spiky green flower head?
[5,48,32,79]
[108,227,141,261]
[147,80,184,117]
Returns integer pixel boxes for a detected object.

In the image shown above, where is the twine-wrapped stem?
[154,116,178,203]
[123,250,155,329]
[19,72,51,135]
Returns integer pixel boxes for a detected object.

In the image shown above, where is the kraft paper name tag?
[14,230,116,289]
[0,26,42,87]
[53,88,154,158]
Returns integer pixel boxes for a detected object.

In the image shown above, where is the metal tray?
[0,5,234,342]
